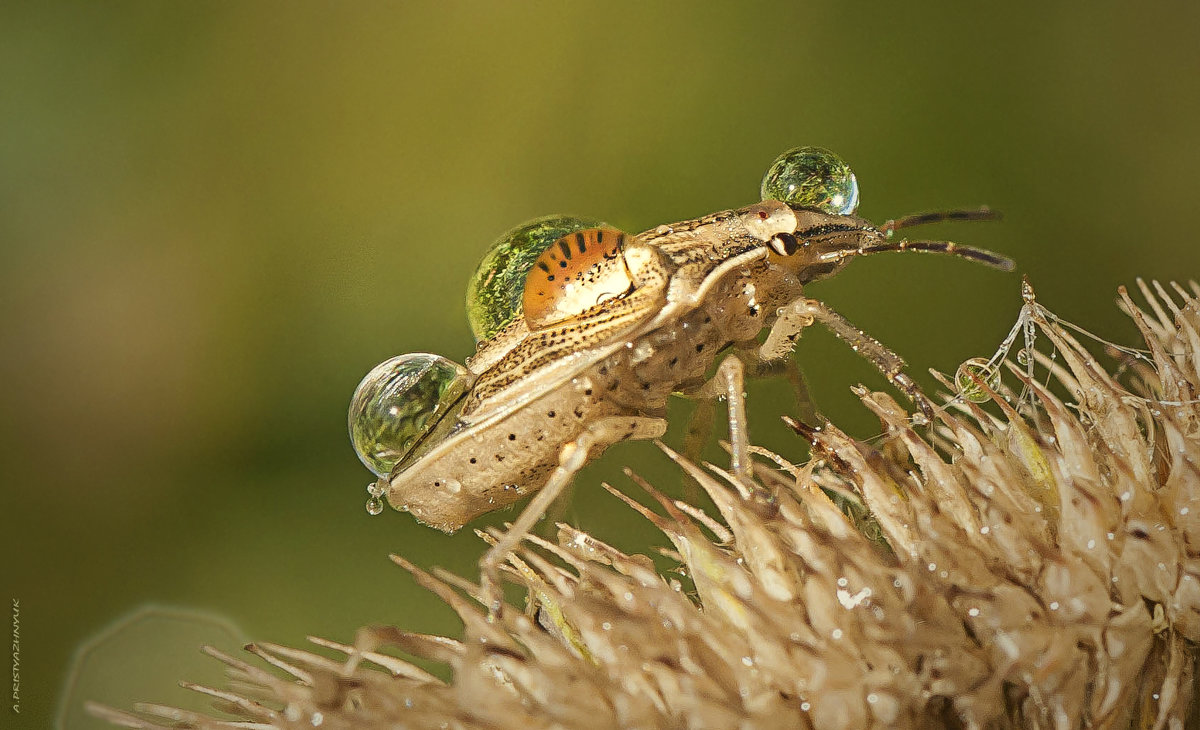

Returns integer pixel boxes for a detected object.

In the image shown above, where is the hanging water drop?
[349,353,473,477]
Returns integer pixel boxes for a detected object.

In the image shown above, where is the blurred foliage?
[1,2,1198,727]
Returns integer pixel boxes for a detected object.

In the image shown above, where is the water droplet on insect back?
[466,215,601,341]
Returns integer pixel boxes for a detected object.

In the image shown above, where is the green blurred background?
[2,3,1199,726]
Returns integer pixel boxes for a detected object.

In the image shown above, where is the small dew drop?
[1086,539,1096,550]
[867,693,878,704]
[831,628,843,640]
[1049,601,1059,611]
[980,526,990,535]
[837,577,848,587]
[927,562,937,572]
[741,656,754,667]
[1181,507,1191,516]
[601,622,612,631]
[968,607,980,617]
[311,712,324,726]
[366,497,384,516]
[801,702,811,712]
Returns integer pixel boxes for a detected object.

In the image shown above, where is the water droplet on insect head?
[760,146,860,216]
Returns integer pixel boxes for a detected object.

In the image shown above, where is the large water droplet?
[365,497,384,516]
[466,215,601,342]
[761,146,859,216]
[349,353,472,477]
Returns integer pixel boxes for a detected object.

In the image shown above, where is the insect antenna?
[839,239,1016,271]
[811,205,1013,271]
[879,206,1001,238]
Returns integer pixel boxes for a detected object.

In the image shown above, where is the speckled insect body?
[349,147,1011,602]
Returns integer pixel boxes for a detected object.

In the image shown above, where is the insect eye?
[760,146,860,216]
[768,232,799,256]
[466,215,601,342]
[348,354,472,477]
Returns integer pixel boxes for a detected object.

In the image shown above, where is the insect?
[349,146,1012,607]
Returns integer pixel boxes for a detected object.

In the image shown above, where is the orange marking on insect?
[522,227,634,330]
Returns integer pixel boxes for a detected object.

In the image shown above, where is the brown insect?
[349,146,1011,608]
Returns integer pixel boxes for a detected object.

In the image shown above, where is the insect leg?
[770,297,935,419]
[479,415,667,614]
[685,355,753,482]
[739,346,822,425]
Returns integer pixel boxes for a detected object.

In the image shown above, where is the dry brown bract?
[93,281,1200,730]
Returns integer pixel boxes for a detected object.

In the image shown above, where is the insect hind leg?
[479,415,666,616]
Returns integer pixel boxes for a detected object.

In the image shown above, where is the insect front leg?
[765,297,935,419]
[480,415,667,615]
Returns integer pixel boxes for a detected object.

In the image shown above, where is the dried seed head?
[95,281,1200,729]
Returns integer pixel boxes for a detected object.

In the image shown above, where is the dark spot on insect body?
[595,230,604,244]
[547,274,556,281]
[508,433,516,440]
[1130,527,1150,540]
[548,410,556,418]
[537,261,551,273]
[641,382,651,391]
[575,232,587,253]
[703,315,711,324]
[758,210,768,219]
[574,406,584,418]
[496,454,505,462]
[559,240,573,259]
[668,356,678,367]
[469,457,477,464]
[559,260,569,268]
[696,344,705,352]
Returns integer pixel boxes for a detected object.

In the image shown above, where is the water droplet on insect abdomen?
[349,354,472,477]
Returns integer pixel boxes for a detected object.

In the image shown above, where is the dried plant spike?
[94,283,1200,729]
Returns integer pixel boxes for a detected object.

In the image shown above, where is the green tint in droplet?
[760,146,860,216]
[348,353,472,477]
[955,357,1000,403]
[466,215,601,342]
